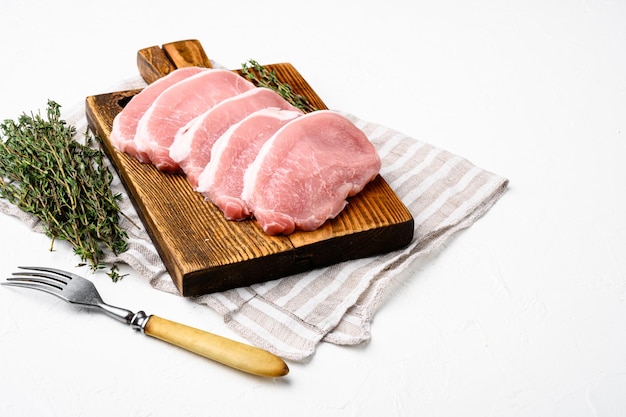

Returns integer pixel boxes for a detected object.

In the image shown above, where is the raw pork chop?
[196,108,302,220]
[170,87,301,188]
[134,69,255,172]
[242,110,381,235]
[109,66,207,163]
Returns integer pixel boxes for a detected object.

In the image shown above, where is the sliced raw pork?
[242,110,381,235]
[197,108,302,220]
[170,87,301,188]
[109,66,207,163]
[134,69,255,172]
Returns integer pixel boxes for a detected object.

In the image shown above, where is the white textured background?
[1,1,625,416]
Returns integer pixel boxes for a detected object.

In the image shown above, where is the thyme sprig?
[241,59,317,113]
[0,100,128,274]
[106,264,128,283]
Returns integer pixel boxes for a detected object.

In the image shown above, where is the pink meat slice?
[170,87,301,189]
[134,69,255,172]
[109,66,207,163]
[241,110,381,235]
[197,108,302,220]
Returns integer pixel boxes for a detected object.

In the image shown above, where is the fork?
[2,266,289,378]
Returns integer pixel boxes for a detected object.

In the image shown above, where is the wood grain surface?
[85,39,414,296]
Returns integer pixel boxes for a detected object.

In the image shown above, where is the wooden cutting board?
[85,39,414,296]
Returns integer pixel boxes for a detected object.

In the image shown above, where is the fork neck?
[97,303,136,324]
[97,303,150,333]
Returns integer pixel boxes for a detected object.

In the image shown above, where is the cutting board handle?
[137,39,213,84]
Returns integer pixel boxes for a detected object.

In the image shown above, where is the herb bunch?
[241,59,317,113]
[0,100,128,274]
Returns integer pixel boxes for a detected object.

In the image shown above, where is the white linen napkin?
[1,77,508,361]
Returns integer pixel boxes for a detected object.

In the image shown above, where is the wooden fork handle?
[143,315,289,378]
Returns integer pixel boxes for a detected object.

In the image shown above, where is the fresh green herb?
[241,59,317,113]
[106,264,128,283]
[0,100,128,275]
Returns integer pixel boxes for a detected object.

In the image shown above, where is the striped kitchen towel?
[1,77,508,362]
[187,112,509,360]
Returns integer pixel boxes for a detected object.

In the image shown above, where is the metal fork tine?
[11,271,70,286]
[9,271,68,285]
[18,266,78,281]
[2,278,66,300]
[3,268,104,311]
